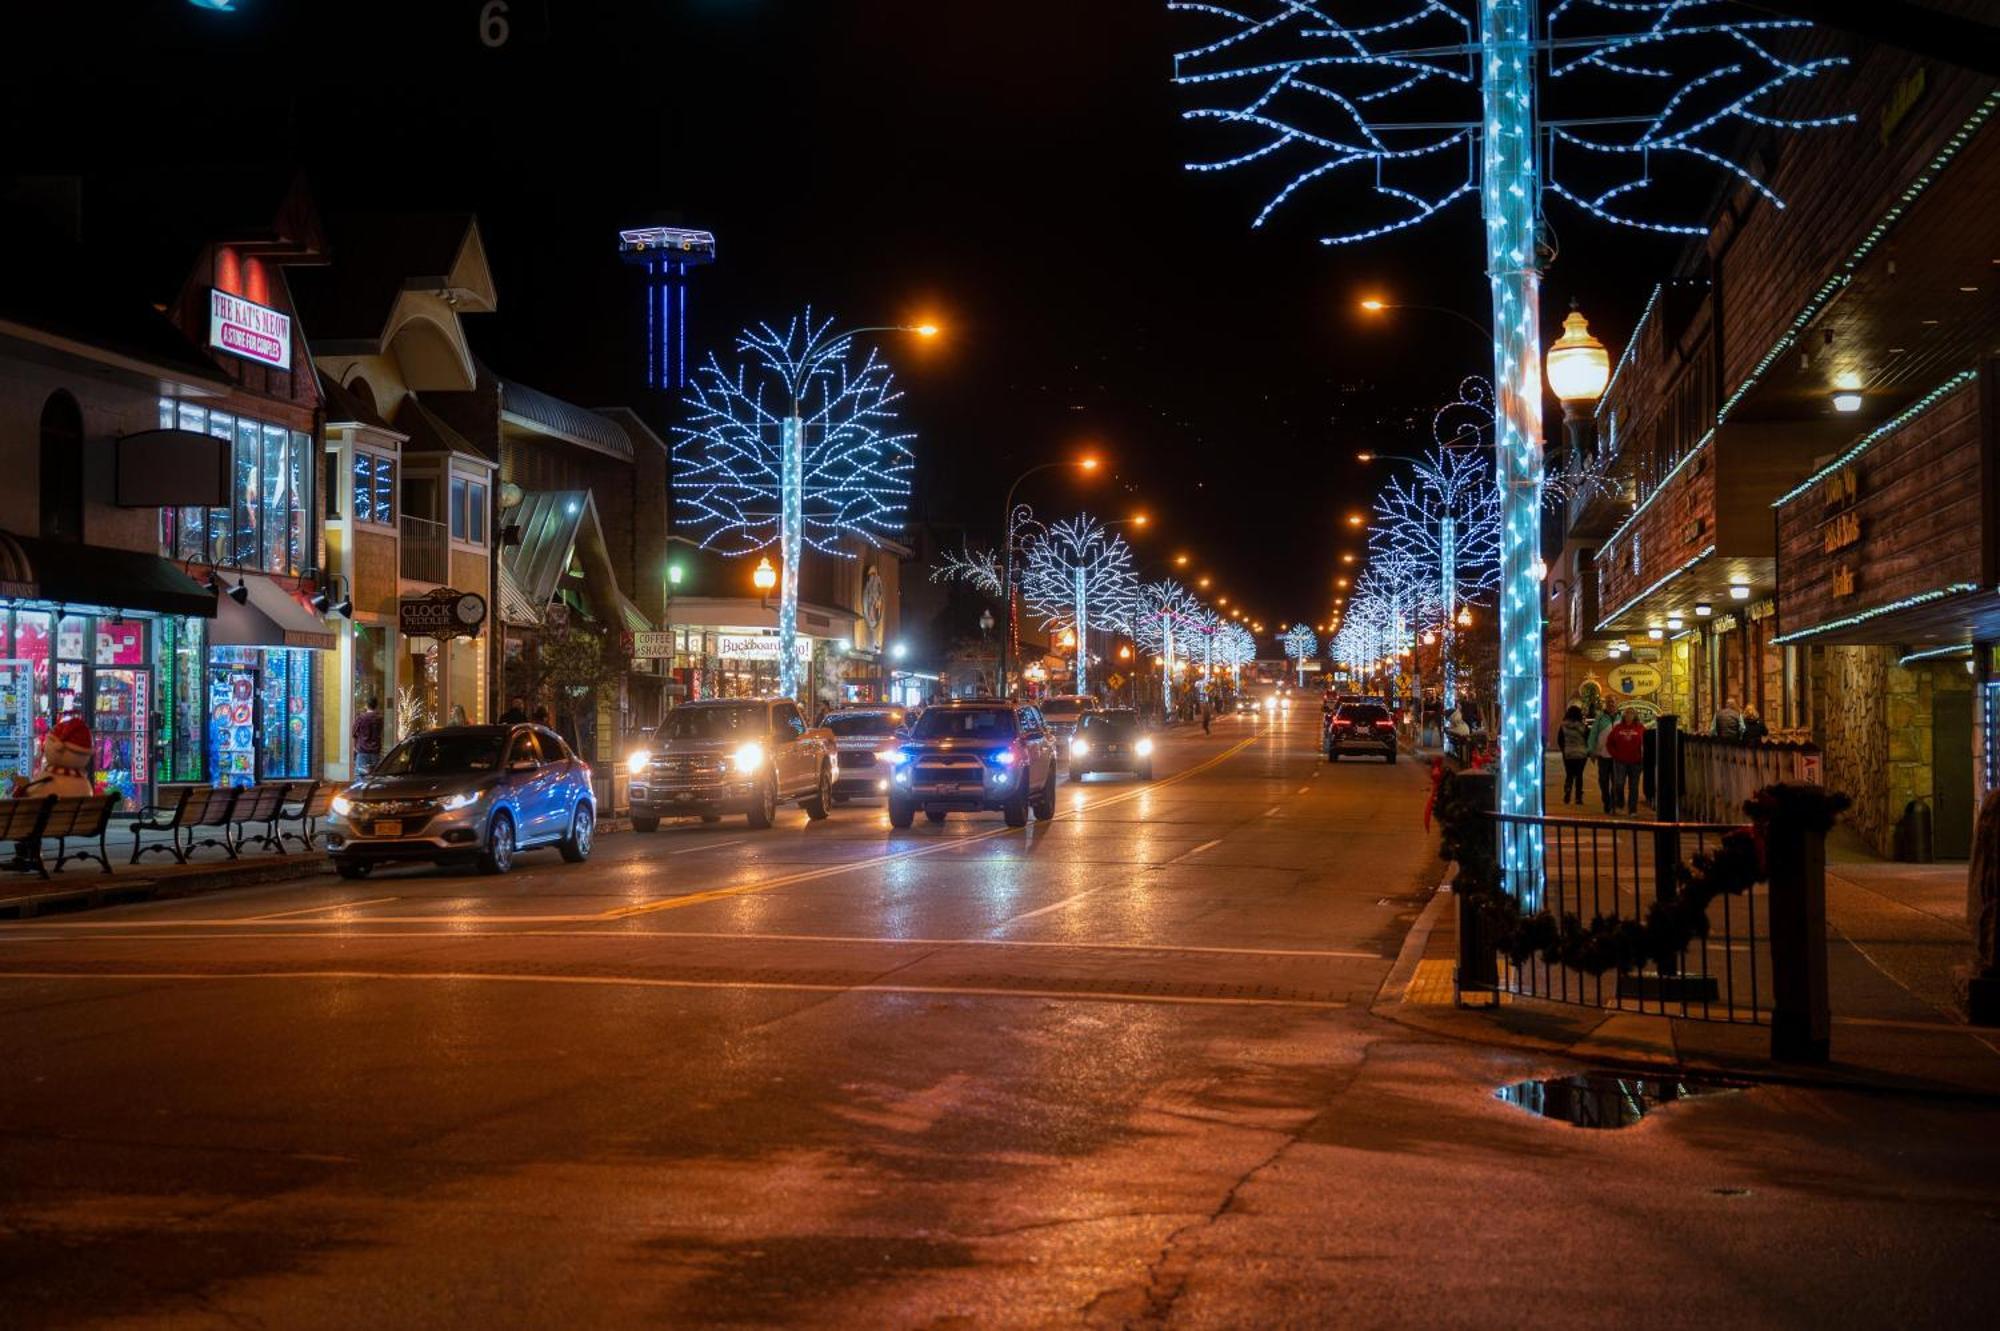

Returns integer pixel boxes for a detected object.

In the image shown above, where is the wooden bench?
[130,785,243,864]
[0,796,58,879]
[228,782,292,855]
[47,794,119,875]
[276,781,339,852]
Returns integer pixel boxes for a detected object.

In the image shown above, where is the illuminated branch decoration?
[1371,421,1499,706]
[676,309,916,696]
[1018,515,1138,695]
[1217,622,1259,691]
[932,544,1005,598]
[1282,623,1319,686]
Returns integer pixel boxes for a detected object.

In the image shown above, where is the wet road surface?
[3,706,1998,1328]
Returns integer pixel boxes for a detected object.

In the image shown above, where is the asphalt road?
[3,704,1998,1329]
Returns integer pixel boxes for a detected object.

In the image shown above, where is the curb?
[1,814,640,919]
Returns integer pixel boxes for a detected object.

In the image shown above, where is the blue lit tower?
[619,225,716,412]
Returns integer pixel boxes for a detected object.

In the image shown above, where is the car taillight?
[1375,720,1395,730]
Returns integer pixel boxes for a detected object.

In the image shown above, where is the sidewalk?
[0,811,635,919]
[1379,870,2000,1097]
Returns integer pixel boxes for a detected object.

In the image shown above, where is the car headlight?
[330,793,352,816]
[625,749,652,776]
[1135,737,1155,756]
[880,747,912,765]
[989,747,1018,767]
[439,790,483,812]
[733,741,766,773]
[1070,738,1089,758]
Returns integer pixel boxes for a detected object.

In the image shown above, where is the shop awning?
[497,562,541,629]
[211,573,337,650]
[2,532,216,617]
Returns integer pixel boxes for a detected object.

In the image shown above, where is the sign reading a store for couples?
[208,289,293,371]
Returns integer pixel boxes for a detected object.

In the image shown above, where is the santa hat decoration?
[45,716,92,772]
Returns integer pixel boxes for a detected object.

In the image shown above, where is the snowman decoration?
[11,716,95,801]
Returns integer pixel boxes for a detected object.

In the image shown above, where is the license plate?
[1105,745,1123,754]
[373,820,402,837]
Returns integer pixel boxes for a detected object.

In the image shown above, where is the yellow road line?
[599,732,1262,920]
[0,967,1349,1010]
[245,896,398,921]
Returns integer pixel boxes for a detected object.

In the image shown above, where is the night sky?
[13,0,1674,635]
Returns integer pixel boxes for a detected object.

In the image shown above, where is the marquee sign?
[208,289,293,371]
[718,633,813,662]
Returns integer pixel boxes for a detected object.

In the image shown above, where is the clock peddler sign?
[399,588,487,640]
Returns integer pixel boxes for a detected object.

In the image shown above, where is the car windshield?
[660,704,765,740]
[1041,700,1086,721]
[912,708,1017,741]
[825,714,900,737]
[1080,713,1136,736]
[376,732,505,775]
[1339,705,1389,723]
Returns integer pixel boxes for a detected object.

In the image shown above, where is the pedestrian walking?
[1201,698,1212,735]
[1607,707,1646,815]
[1556,704,1590,805]
[1588,704,1618,812]
[352,696,384,776]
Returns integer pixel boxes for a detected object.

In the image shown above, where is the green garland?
[1436,772,1848,978]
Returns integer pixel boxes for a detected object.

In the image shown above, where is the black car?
[1068,709,1156,781]
[882,699,1060,828]
[1326,701,1397,762]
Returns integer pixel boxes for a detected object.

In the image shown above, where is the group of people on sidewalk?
[1553,693,1772,816]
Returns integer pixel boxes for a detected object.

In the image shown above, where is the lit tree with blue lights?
[1134,579,1203,719]
[1370,426,1500,707]
[1218,622,1258,694]
[676,310,917,698]
[1018,515,1139,696]
[1282,623,1319,686]
[1173,0,1851,900]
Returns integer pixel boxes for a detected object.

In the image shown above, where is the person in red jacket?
[1606,707,1647,815]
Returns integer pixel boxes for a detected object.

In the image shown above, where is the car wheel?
[925,810,948,824]
[802,767,832,821]
[478,811,515,876]
[633,816,660,834]
[558,804,595,863]
[1003,796,1028,828]
[1068,767,1087,783]
[1032,767,1056,821]
[1385,748,1396,764]
[1326,747,1340,763]
[746,778,777,830]
[888,798,915,829]
[700,814,722,824]
[334,859,372,880]
[1139,762,1154,781]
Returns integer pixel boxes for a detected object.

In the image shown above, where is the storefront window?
[209,646,314,784]
[154,617,206,784]
[158,399,313,576]
[354,452,396,527]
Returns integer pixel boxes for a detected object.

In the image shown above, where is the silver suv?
[819,707,908,804]
[629,697,837,830]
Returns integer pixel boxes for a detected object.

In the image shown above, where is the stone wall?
[1816,646,1969,857]
[1817,645,1891,856]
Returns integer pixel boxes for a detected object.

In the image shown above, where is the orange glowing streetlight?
[1346,513,1366,528]
[1174,553,1190,567]
[1197,576,1210,589]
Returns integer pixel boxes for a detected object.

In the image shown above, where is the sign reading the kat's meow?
[208,289,293,371]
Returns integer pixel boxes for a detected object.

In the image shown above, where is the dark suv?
[1326,701,1397,763]
[882,699,1060,829]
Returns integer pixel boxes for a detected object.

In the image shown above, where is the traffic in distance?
[317,683,1412,877]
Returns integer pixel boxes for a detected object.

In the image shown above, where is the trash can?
[1893,797,1934,863]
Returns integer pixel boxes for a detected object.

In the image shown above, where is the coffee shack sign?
[399,588,487,640]
[208,289,293,371]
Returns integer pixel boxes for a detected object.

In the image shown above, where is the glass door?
[207,662,261,787]
[90,667,151,811]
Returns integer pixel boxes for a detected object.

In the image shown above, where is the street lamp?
[752,555,777,610]
[1357,297,1492,350]
[1546,301,1612,456]
[997,454,1101,699]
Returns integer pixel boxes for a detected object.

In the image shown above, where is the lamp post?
[997,455,1098,698]
[1546,302,1612,458]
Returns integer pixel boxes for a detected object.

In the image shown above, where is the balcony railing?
[400,514,449,584]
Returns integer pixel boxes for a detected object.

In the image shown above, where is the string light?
[675,309,914,697]
[1597,545,1717,632]
[1772,371,1981,509]
[1899,643,1974,668]
[1772,584,1980,646]
[1282,623,1319,686]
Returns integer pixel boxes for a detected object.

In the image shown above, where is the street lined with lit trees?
[4,705,1996,1326]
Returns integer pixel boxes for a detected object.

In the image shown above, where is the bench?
[48,794,119,875]
[130,785,242,864]
[228,782,292,855]
[277,781,338,852]
[0,796,58,879]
